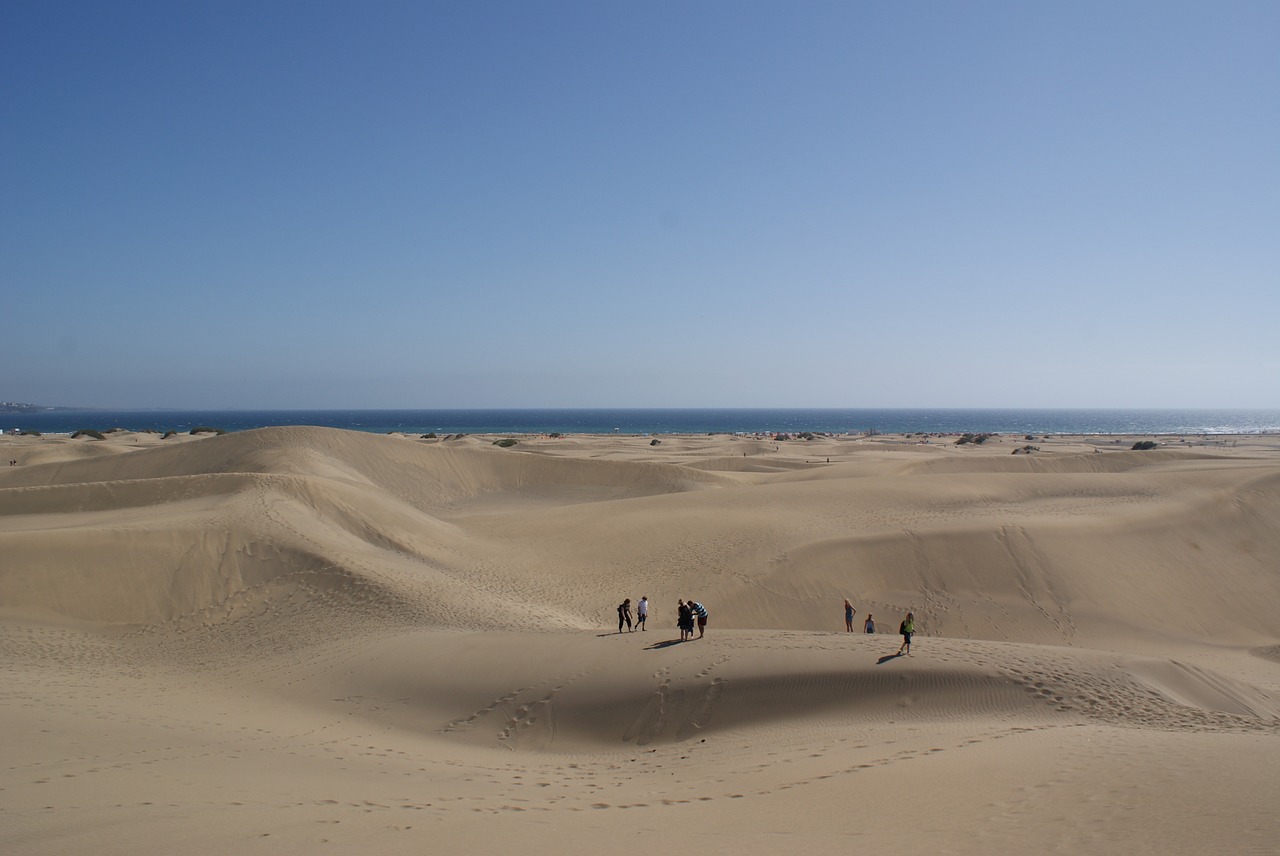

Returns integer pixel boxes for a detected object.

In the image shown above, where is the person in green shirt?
[897,612,915,655]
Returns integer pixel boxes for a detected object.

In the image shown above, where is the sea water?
[7,408,1280,436]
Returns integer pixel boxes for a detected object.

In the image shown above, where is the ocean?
[6,408,1279,437]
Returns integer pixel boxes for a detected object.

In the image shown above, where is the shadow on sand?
[876,652,906,665]
[644,638,687,651]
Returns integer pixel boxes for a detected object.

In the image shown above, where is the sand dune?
[1,427,1277,854]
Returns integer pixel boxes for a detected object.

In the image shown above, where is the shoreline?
[7,406,1280,439]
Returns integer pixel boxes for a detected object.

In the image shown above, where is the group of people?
[676,598,708,641]
[617,595,911,653]
[844,599,916,655]
[844,598,876,634]
[615,596,709,642]
[617,596,648,632]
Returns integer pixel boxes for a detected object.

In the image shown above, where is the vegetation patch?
[493,438,518,447]
[956,433,992,445]
[1131,440,1159,450]
[189,426,226,435]
[72,429,106,440]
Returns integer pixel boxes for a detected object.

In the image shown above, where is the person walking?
[618,598,633,633]
[636,596,649,631]
[864,613,875,634]
[844,598,855,632]
[897,612,915,655]
[689,599,708,638]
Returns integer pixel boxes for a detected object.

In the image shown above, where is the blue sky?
[3,1,1277,409]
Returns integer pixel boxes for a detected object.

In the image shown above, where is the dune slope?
[1,428,1277,855]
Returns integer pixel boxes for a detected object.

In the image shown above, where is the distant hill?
[0,401,42,413]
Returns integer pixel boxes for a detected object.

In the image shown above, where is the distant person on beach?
[689,599,708,638]
[898,612,915,655]
[864,613,875,634]
[636,596,649,631]
[844,598,855,632]
[677,600,694,641]
[618,598,633,633]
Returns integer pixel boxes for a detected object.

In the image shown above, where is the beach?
[2,426,1278,854]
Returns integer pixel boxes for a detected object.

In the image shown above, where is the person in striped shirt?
[688,599,708,638]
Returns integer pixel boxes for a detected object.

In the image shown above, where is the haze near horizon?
[3,2,1276,410]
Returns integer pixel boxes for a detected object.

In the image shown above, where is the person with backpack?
[688,599,708,638]
[898,612,915,655]
[618,598,633,633]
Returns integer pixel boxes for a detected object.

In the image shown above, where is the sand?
[2,426,1278,854]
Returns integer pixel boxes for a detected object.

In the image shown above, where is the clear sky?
[3,1,1277,409]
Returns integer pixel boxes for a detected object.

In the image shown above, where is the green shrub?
[162,431,178,439]
[189,426,226,435]
[72,429,105,440]
[19,430,41,437]
[493,438,518,447]
[650,438,661,446]
[957,433,992,446]
[421,432,438,439]
[1131,440,1158,450]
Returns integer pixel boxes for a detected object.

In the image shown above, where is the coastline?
[7,405,1280,438]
